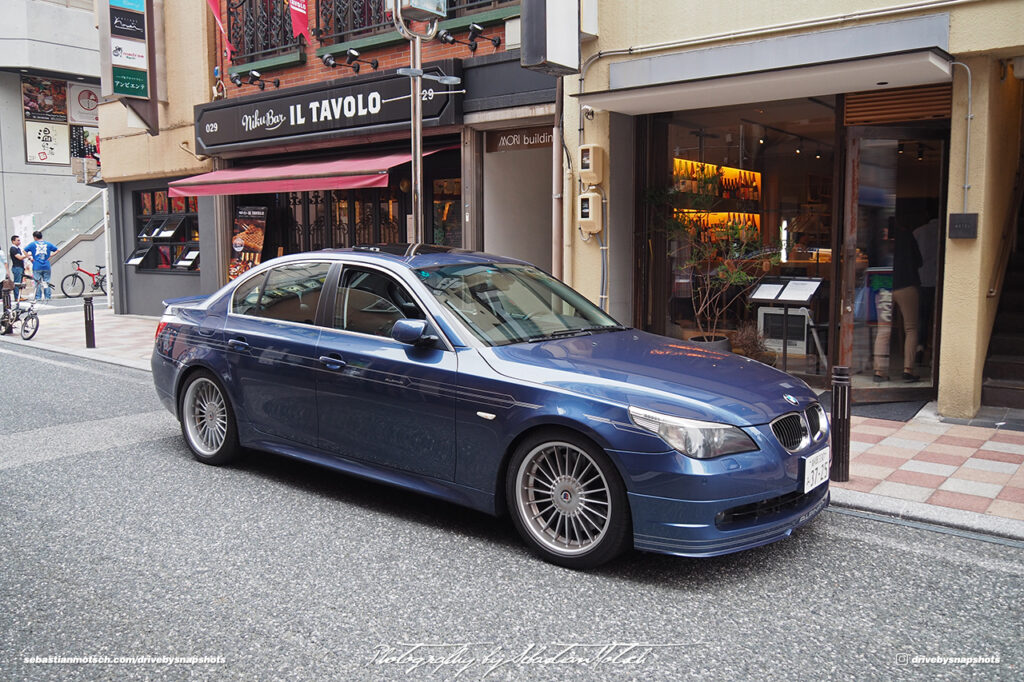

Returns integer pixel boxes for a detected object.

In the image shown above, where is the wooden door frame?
[838,125,950,403]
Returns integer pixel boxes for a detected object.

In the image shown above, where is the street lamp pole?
[391,6,439,244]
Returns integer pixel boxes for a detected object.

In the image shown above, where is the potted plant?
[649,163,779,350]
[732,320,777,366]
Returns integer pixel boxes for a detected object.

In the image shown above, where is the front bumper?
[629,484,829,557]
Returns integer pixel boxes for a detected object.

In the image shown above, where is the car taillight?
[155,321,167,341]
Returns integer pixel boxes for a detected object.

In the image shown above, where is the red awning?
[168,148,448,197]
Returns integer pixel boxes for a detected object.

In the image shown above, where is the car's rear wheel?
[179,370,240,465]
[507,430,631,569]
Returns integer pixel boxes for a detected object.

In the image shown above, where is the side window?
[231,272,266,316]
[256,262,332,325]
[334,267,425,337]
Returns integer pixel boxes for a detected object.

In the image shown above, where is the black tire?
[97,275,107,295]
[178,370,241,465]
[0,318,11,336]
[20,313,38,340]
[506,429,632,569]
[61,273,84,298]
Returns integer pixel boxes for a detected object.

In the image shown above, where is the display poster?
[229,207,267,280]
[70,126,99,159]
[22,76,68,122]
[25,121,70,165]
[68,83,100,125]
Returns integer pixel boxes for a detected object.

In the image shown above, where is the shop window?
[127,190,199,272]
[431,178,461,246]
[645,97,837,378]
[228,0,303,66]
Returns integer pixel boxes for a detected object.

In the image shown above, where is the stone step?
[988,332,1024,357]
[985,354,1024,382]
[994,310,1024,333]
[981,378,1024,409]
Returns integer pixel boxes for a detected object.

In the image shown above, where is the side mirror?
[391,318,438,347]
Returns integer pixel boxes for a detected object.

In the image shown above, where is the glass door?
[839,128,946,399]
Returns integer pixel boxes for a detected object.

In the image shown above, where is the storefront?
[110,50,556,315]
[577,16,957,402]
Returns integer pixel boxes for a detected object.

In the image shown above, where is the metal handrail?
[315,0,515,45]
[38,190,105,248]
[228,0,303,66]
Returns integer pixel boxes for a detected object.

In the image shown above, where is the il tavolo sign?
[195,67,460,154]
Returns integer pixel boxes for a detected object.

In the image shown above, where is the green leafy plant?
[649,163,780,340]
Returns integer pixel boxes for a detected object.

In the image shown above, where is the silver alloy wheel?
[515,441,612,556]
[182,377,228,457]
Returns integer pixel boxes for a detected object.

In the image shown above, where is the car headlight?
[628,406,757,459]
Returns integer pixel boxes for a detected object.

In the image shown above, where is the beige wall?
[939,57,1023,417]
[99,1,216,182]
[564,0,1024,416]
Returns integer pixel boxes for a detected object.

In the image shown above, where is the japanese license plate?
[802,448,830,493]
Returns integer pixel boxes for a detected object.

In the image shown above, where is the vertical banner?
[228,207,268,280]
[206,0,236,57]
[289,0,313,43]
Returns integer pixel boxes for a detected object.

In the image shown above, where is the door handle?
[319,354,346,370]
[228,338,250,352]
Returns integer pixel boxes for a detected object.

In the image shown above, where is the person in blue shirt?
[23,231,58,301]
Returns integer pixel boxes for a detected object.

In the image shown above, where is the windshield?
[417,263,624,346]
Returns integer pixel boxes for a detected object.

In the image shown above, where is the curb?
[830,487,1024,542]
[0,334,152,372]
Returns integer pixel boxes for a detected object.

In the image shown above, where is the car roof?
[316,244,534,270]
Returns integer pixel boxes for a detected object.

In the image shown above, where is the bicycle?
[0,299,40,340]
[61,260,107,298]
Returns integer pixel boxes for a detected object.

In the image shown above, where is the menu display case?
[126,190,200,271]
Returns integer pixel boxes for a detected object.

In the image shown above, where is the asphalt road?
[1,345,1021,681]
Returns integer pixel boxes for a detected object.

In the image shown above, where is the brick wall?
[212,1,508,97]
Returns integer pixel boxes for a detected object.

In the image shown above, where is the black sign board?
[110,7,146,39]
[947,213,978,239]
[194,61,463,156]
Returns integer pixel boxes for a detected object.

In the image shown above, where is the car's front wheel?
[506,430,631,569]
[179,370,241,465]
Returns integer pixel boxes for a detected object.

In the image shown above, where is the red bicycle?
[60,260,107,298]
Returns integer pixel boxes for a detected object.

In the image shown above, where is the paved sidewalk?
[2,306,1023,540]
[0,306,156,371]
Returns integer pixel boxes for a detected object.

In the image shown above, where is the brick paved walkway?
[832,412,1024,522]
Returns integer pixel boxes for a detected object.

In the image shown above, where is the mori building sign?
[194,63,462,155]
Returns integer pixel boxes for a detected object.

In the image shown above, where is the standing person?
[23,231,57,302]
[1,242,10,315]
[9,235,29,303]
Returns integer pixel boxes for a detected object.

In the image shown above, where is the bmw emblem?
[561,491,572,503]
[784,394,799,405]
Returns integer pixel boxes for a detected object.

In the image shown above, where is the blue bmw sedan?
[153,245,829,568]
